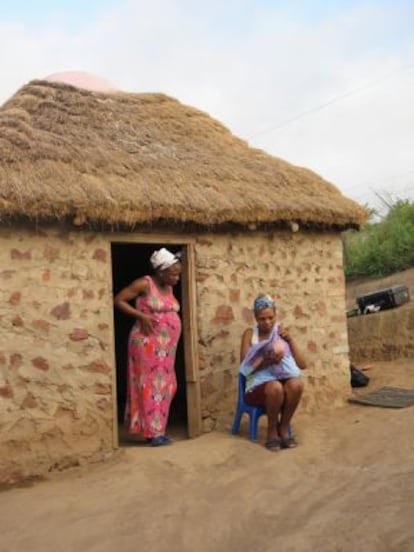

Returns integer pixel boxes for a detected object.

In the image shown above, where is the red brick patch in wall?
[12,315,24,327]
[43,245,60,262]
[198,354,207,371]
[32,319,50,333]
[10,353,22,369]
[70,328,89,341]
[315,301,327,315]
[211,354,223,366]
[93,383,111,395]
[294,305,311,319]
[307,340,318,353]
[67,288,77,298]
[10,249,31,260]
[0,270,17,279]
[21,393,37,408]
[31,357,50,371]
[0,384,13,398]
[93,248,107,263]
[50,302,71,320]
[229,289,240,303]
[242,307,254,325]
[212,305,234,325]
[86,360,111,373]
[82,289,95,300]
[8,291,21,306]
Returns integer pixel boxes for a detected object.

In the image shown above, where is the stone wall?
[194,231,351,431]
[0,224,352,482]
[0,226,114,483]
[348,302,414,361]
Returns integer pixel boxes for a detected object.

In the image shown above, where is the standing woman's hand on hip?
[139,314,156,335]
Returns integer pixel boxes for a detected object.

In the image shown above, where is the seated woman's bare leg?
[279,378,304,441]
[264,380,284,442]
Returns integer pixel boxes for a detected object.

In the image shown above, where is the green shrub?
[343,199,414,279]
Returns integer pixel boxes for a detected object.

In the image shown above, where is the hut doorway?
[111,241,201,446]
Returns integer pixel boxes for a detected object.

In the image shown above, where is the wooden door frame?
[108,234,201,446]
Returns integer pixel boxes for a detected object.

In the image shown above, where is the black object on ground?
[356,285,410,314]
[350,365,370,388]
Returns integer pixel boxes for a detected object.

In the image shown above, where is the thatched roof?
[0,79,367,231]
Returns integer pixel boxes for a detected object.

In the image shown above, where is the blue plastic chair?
[231,373,266,441]
[231,373,292,442]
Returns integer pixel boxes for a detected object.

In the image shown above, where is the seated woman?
[240,294,307,451]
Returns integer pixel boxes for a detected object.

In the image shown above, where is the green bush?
[343,199,414,279]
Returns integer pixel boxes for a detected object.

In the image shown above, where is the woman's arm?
[240,328,253,363]
[114,277,154,334]
[279,327,307,370]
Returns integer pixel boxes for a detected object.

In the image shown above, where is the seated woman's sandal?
[264,438,282,451]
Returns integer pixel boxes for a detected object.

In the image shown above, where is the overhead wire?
[247,64,414,140]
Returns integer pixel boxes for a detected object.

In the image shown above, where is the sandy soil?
[1,269,413,552]
[0,358,413,552]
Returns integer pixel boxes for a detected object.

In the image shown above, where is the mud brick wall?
[348,302,414,361]
[194,231,351,431]
[0,227,114,483]
[0,225,352,481]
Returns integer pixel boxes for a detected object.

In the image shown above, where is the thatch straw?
[0,80,367,230]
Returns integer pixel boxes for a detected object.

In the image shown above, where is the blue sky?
[0,0,113,25]
[1,0,413,212]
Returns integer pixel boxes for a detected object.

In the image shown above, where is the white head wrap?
[150,248,180,271]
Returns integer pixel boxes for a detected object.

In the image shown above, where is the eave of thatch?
[0,80,368,231]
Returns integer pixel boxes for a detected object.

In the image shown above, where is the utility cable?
[248,64,414,140]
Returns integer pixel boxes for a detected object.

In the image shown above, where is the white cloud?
[0,0,413,210]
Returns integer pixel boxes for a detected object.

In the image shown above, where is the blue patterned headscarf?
[253,294,276,313]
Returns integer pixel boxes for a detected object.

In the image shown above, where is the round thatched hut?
[0,75,366,483]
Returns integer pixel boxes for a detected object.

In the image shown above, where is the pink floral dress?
[125,276,182,438]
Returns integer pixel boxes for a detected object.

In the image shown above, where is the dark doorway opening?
[111,242,188,445]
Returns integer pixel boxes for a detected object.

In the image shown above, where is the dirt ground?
[0,358,413,552]
[1,269,413,552]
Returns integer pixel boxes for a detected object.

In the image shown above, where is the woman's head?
[150,247,182,286]
[253,293,276,332]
